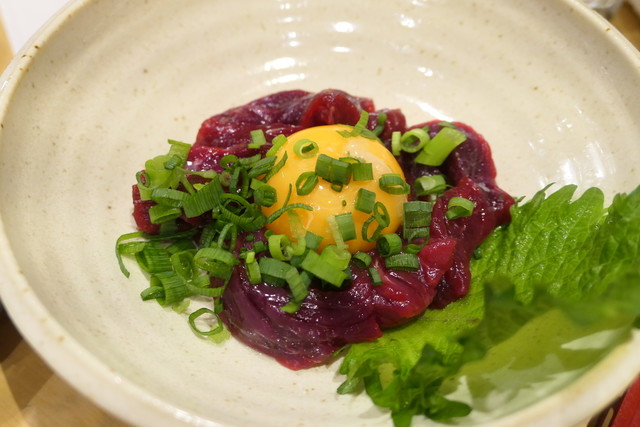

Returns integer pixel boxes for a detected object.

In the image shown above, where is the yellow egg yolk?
[262,125,407,253]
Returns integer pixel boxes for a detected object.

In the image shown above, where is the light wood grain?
[1,3,640,426]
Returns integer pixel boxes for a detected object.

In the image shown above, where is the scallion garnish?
[373,113,387,137]
[373,202,391,228]
[265,134,287,157]
[269,234,292,261]
[446,196,475,220]
[315,154,352,187]
[414,174,448,196]
[403,201,433,229]
[266,203,313,224]
[254,184,277,207]
[295,171,318,196]
[248,156,277,179]
[183,177,223,218]
[414,127,467,166]
[368,267,382,286]
[188,307,224,336]
[391,131,402,156]
[149,204,182,224]
[333,212,356,242]
[352,252,372,268]
[379,174,410,195]
[300,250,348,287]
[377,233,402,257]
[351,162,373,181]
[355,188,376,213]
[384,253,420,271]
[248,129,267,149]
[293,139,319,158]
[304,231,323,250]
[264,151,288,182]
[150,188,188,208]
[400,127,430,153]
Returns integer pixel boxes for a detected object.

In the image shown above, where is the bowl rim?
[1,0,640,426]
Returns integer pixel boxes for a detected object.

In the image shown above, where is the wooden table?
[1,3,640,426]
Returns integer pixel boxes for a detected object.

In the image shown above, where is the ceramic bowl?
[1,0,640,426]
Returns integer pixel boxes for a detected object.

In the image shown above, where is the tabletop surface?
[1,3,640,426]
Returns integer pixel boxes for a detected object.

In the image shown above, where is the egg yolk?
[262,125,407,253]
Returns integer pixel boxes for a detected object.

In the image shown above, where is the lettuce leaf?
[338,185,640,426]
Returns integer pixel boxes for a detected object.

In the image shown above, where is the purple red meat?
[131,89,514,369]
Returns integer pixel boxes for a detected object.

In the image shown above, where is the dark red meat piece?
[220,259,382,370]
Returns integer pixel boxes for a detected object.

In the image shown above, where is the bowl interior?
[1,0,640,426]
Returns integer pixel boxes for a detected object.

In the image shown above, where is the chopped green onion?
[248,156,277,178]
[135,244,172,273]
[355,188,376,213]
[368,267,382,286]
[404,227,430,241]
[170,250,196,280]
[253,240,268,253]
[446,196,475,220]
[300,250,348,287]
[333,213,356,242]
[194,247,238,280]
[403,201,433,229]
[351,162,373,181]
[391,131,402,156]
[438,121,458,129]
[284,267,310,302]
[362,215,385,242]
[293,139,319,158]
[304,231,323,250]
[188,307,224,336]
[404,242,426,254]
[352,252,372,268]
[315,154,352,186]
[150,188,188,208]
[379,174,410,195]
[331,183,344,192]
[140,286,164,301]
[220,154,238,169]
[259,257,293,287]
[183,177,223,218]
[373,113,387,137]
[414,174,448,196]
[414,127,467,166]
[400,128,430,153]
[281,299,303,313]
[216,222,237,251]
[327,215,347,250]
[377,233,402,257]
[295,171,318,196]
[264,151,288,182]
[245,256,261,284]
[248,129,267,149]
[385,253,420,271]
[266,202,313,224]
[373,202,391,228]
[320,245,351,271]
[337,111,369,138]
[148,204,182,224]
[254,184,277,207]
[265,134,287,157]
[151,271,190,306]
[269,234,292,261]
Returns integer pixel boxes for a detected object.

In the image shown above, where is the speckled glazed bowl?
[1,0,640,426]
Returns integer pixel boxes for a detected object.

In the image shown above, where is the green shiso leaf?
[338,185,640,425]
